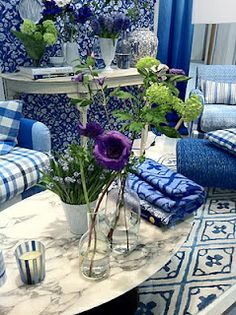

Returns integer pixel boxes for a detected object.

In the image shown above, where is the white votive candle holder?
[15,240,45,285]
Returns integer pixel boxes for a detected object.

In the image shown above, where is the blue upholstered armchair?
[0,117,50,209]
[188,65,236,138]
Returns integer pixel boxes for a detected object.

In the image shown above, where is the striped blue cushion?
[206,128,236,156]
[0,100,22,155]
[200,80,236,105]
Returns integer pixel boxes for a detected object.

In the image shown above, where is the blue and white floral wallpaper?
[0,0,155,152]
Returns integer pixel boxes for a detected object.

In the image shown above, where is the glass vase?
[116,31,131,69]
[103,183,141,256]
[99,37,118,71]
[78,213,110,280]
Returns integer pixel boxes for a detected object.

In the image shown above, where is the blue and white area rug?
[136,156,236,315]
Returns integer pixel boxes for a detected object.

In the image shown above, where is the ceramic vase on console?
[129,28,158,67]
[63,41,79,67]
[103,184,141,257]
[78,213,110,280]
[99,38,118,71]
[62,200,97,236]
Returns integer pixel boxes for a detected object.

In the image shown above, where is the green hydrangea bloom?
[43,33,56,45]
[20,19,36,35]
[43,20,55,29]
[34,31,43,41]
[136,57,160,71]
[146,83,173,106]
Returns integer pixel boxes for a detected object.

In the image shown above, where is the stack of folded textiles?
[128,158,206,227]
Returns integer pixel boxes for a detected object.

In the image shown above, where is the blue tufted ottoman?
[176,138,236,189]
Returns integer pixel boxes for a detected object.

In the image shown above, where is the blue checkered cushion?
[0,100,22,155]
[0,147,49,204]
[200,80,236,105]
[206,128,236,156]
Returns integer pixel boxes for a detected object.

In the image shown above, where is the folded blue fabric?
[128,158,206,225]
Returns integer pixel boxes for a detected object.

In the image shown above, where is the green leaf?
[160,126,181,138]
[79,99,93,107]
[128,121,144,133]
[113,110,133,121]
[86,56,95,67]
[110,89,135,100]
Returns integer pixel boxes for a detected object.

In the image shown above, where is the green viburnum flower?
[180,95,203,122]
[43,33,56,45]
[43,20,57,36]
[34,31,43,41]
[20,19,36,35]
[136,56,160,71]
[146,83,173,106]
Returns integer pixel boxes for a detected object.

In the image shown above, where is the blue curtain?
[157,0,194,98]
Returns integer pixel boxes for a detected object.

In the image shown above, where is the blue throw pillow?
[0,100,23,155]
[200,80,236,105]
[206,128,236,156]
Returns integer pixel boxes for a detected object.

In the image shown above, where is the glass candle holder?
[15,240,45,285]
[0,249,6,287]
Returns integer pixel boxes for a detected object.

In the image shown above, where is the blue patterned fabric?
[177,138,236,189]
[200,80,236,105]
[137,188,236,315]
[200,105,236,133]
[0,100,22,155]
[206,128,236,156]
[128,158,205,225]
[0,147,49,204]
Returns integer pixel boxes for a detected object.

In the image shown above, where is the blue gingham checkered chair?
[188,65,236,138]
[0,117,51,207]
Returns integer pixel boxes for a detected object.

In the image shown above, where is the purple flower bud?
[77,122,104,139]
[168,68,185,75]
[93,131,132,171]
[96,77,106,86]
[71,73,84,83]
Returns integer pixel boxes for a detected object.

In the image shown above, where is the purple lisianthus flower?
[71,73,84,83]
[94,131,132,171]
[77,122,104,139]
[169,68,185,75]
[96,77,106,86]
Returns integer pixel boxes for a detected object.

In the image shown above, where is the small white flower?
[158,63,169,72]
[54,0,71,7]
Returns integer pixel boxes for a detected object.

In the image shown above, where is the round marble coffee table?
[0,190,192,315]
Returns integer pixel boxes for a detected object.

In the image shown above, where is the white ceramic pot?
[63,41,79,67]
[61,200,97,235]
[99,38,118,71]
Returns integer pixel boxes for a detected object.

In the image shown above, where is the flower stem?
[79,158,92,214]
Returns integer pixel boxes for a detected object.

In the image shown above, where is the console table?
[1,68,146,148]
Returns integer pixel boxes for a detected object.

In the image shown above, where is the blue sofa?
[0,118,50,209]
[189,65,236,138]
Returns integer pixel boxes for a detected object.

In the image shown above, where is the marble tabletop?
[0,190,192,315]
